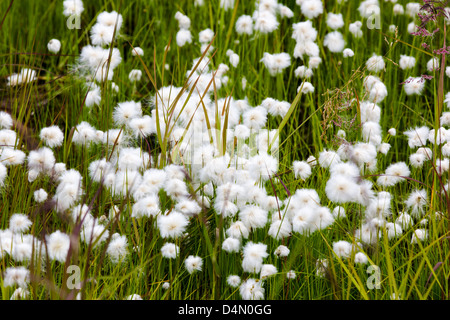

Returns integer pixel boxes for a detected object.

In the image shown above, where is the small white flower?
[9,214,32,234]
[47,39,61,53]
[129,69,142,82]
[34,189,48,203]
[227,275,241,288]
[343,48,354,58]
[161,242,179,259]
[411,228,428,244]
[185,255,203,274]
[131,47,144,56]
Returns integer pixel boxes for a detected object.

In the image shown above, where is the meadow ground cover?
[1,0,450,301]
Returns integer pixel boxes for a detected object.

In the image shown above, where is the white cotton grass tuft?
[343,48,354,58]
[246,153,278,182]
[399,55,416,70]
[286,270,296,279]
[116,147,148,171]
[161,242,179,259]
[404,126,430,148]
[354,252,369,264]
[411,228,428,244]
[222,237,241,253]
[428,127,448,145]
[265,99,291,117]
[199,28,215,44]
[106,233,129,263]
[267,218,292,240]
[128,69,142,82]
[131,47,144,57]
[226,221,250,240]
[292,160,312,180]
[298,81,315,94]
[242,241,268,274]
[235,15,253,35]
[40,125,64,148]
[88,158,113,183]
[10,287,30,300]
[359,101,381,123]
[71,121,98,146]
[366,54,385,73]
[349,21,363,38]
[395,212,414,230]
[220,0,235,11]
[323,31,345,53]
[63,0,84,17]
[53,168,84,213]
[164,178,189,200]
[4,0,449,301]
[47,39,61,53]
[325,174,360,204]
[243,106,268,129]
[0,111,13,129]
[290,188,321,210]
[260,264,278,279]
[7,68,37,86]
[239,205,269,230]
[226,50,240,67]
[46,230,71,263]
[34,188,48,203]
[294,65,313,78]
[310,206,334,232]
[388,128,397,136]
[185,255,203,274]
[332,206,346,219]
[292,20,318,47]
[126,294,142,300]
[332,240,353,259]
[377,162,410,187]
[227,275,241,288]
[174,11,191,29]
[260,52,291,76]
[132,195,161,218]
[239,278,265,300]
[1,148,26,166]
[175,198,202,217]
[274,245,290,258]
[279,4,294,18]
[129,115,155,138]
[385,222,403,240]
[113,101,142,127]
[176,29,192,47]
[318,149,341,168]
[3,267,30,288]
[253,10,279,34]
[326,12,344,29]
[358,0,380,18]
[111,169,142,197]
[78,45,122,82]
[9,213,32,234]
[157,211,189,239]
[85,86,102,107]
[403,77,426,96]
[90,23,115,47]
[300,0,324,19]
[0,129,17,148]
[436,158,450,176]
[427,57,440,72]
[92,11,123,44]
[141,168,167,193]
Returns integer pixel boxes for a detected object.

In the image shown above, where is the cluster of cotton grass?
[311,1,450,272]
[2,0,450,301]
